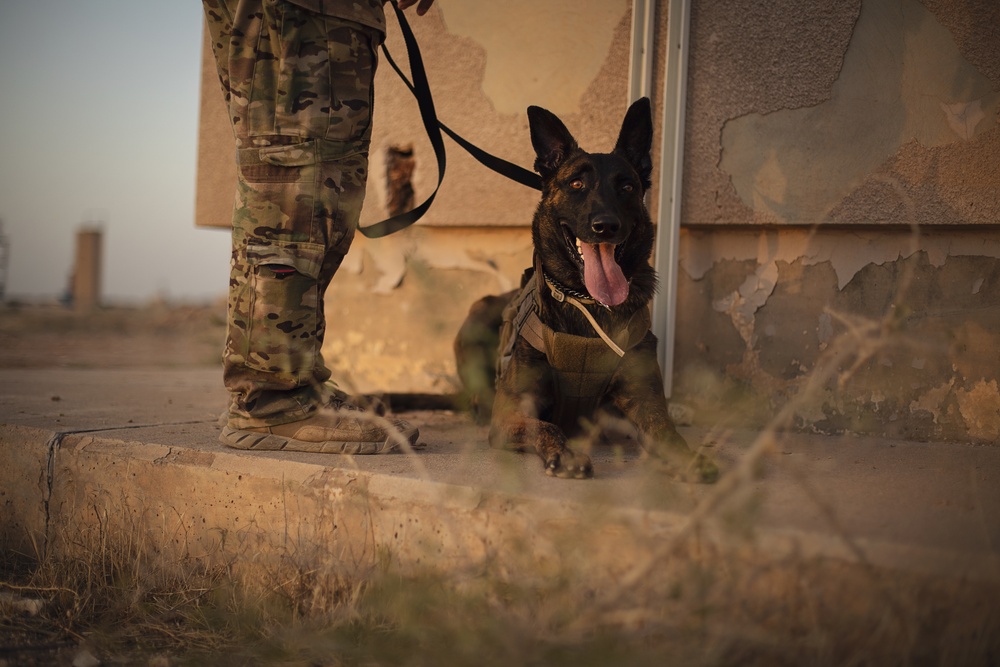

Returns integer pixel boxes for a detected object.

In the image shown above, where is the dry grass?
[3,529,997,667]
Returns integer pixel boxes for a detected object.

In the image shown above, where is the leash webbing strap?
[438,121,543,192]
[359,1,445,239]
[359,1,542,239]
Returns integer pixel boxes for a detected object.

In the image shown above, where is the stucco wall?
[684,0,1000,227]
[672,0,1000,441]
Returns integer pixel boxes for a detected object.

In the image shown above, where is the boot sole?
[219,422,417,455]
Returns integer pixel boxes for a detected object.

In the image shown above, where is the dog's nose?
[590,216,621,236]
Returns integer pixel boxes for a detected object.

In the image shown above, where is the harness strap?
[517,303,548,355]
[543,274,626,357]
[561,296,625,357]
[501,265,651,368]
[497,272,543,374]
[360,1,542,239]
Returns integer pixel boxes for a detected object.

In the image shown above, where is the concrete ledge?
[2,368,999,644]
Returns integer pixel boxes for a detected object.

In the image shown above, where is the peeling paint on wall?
[909,379,954,424]
[955,380,1000,441]
[673,227,1000,444]
[343,228,531,295]
[711,260,778,346]
[718,0,1000,224]
[680,229,1000,290]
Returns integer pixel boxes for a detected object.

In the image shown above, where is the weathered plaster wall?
[684,0,1000,227]
[672,228,1000,442]
[336,222,1000,444]
[669,0,1000,443]
[431,0,627,117]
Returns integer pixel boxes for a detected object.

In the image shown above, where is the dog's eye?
[569,179,585,190]
[622,183,635,193]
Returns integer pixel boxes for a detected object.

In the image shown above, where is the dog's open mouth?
[562,225,629,307]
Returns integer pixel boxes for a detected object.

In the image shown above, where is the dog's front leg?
[489,343,593,479]
[489,410,592,479]
[612,335,718,483]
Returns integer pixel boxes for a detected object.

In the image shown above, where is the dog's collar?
[540,271,629,357]
[542,272,601,307]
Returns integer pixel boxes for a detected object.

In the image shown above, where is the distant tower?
[72,225,103,311]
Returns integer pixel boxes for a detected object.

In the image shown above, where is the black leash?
[359,0,542,239]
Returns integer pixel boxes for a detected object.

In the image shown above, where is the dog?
[454,98,718,482]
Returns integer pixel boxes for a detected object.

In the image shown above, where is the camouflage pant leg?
[202,0,380,427]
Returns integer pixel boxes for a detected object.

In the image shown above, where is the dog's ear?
[528,106,579,179]
[613,97,653,190]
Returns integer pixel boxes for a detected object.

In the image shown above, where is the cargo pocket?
[236,142,322,240]
[233,242,326,380]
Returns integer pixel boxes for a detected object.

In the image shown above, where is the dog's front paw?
[642,430,719,484]
[653,449,719,484]
[544,448,594,479]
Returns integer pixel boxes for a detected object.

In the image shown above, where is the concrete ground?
[1,304,999,661]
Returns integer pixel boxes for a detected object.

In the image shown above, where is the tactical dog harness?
[497,258,652,429]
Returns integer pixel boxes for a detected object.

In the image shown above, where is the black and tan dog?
[455,98,717,482]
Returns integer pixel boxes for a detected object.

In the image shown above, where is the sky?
[0,1,231,304]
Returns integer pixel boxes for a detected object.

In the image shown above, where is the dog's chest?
[498,273,651,432]
[540,330,624,431]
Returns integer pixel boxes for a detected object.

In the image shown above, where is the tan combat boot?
[220,406,418,455]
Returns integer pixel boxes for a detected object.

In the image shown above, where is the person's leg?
[202,0,415,451]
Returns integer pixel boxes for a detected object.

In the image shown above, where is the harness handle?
[359,1,542,239]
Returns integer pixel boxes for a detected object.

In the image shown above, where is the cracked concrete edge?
[1,424,50,559]
[1,423,997,589]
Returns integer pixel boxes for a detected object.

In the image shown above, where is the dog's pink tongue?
[580,242,628,306]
